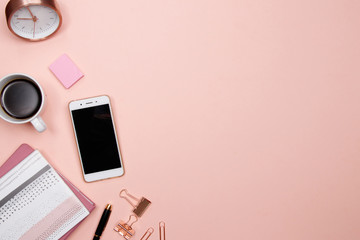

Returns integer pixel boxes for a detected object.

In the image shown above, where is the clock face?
[10,5,60,40]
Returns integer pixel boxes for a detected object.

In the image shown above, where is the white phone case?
[69,95,124,182]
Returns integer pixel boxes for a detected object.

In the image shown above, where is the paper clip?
[140,227,154,240]
[159,221,165,240]
[113,214,138,239]
[119,189,151,217]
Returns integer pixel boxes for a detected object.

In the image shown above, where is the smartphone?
[69,95,124,182]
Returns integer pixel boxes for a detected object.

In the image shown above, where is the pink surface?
[49,54,84,89]
[1,0,360,239]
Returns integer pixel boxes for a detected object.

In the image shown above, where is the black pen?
[93,204,112,240]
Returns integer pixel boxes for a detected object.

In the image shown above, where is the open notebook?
[0,144,95,240]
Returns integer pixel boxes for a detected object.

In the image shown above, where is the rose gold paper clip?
[119,189,151,217]
[159,221,165,240]
[113,214,138,239]
[140,227,154,240]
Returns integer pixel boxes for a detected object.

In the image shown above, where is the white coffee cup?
[0,73,47,132]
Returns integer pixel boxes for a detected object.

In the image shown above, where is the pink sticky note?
[49,54,84,89]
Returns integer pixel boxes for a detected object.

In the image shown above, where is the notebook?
[0,144,95,240]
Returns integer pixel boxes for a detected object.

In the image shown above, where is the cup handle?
[31,116,47,133]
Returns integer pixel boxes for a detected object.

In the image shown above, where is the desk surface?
[1,0,360,239]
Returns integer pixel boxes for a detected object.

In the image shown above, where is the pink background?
[1,0,360,239]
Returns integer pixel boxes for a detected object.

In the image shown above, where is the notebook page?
[0,150,89,240]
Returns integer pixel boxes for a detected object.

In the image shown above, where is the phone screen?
[71,104,122,174]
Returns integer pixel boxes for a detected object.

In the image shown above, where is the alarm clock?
[5,0,62,41]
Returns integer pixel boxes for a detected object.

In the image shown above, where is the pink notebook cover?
[0,144,96,240]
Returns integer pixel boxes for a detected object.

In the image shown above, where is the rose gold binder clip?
[113,214,138,239]
[140,227,154,240]
[119,189,151,217]
[159,221,166,240]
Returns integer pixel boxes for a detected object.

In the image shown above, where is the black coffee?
[0,79,42,119]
